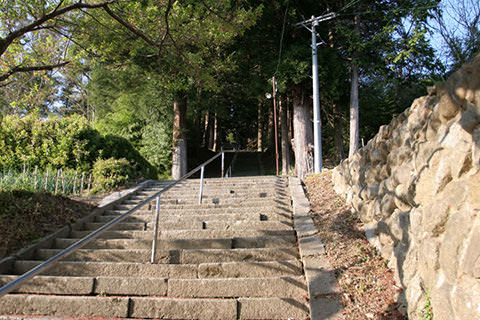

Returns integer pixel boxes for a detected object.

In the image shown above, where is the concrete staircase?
[0,176,309,319]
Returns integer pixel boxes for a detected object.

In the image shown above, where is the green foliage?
[140,121,172,175]
[420,290,434,320]
[0,168,84,195]
[0,113,91,169]
[88,64,172,175]
[0,114,156,178]
[91,158,135,193]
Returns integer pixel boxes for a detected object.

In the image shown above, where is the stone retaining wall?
[332,55,480,319]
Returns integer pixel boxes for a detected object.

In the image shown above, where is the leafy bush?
[0,114,157,179]
[0,114,91,170]
[91,158,135,193]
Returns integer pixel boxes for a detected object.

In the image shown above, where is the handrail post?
[0,151,225,297]
[221,151,225,178]
[150,195,161,264]
[198,166,205,204]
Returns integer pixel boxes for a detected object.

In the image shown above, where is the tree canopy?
[0,0,470,176]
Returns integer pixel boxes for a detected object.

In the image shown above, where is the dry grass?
[304,171,406,320]
[0,190,97,259]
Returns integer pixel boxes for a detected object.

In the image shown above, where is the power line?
[274,1,289,76]
[337,3,439,18]
[338,0,361,13]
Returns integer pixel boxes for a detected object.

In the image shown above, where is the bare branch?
[0,61,70,82]
[103,5,158,48]
[53,0,66,14]
[156,0,173,48]
[0,1,116,58]
[198,0,232,23]
[51,27,101,58]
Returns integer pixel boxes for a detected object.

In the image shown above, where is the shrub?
[91,158,135,193]
[0,114,157,179]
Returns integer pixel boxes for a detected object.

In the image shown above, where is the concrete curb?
[289,176,342,320]
[0,180,153,273]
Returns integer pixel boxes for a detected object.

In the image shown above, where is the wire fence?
[0,164,93,196]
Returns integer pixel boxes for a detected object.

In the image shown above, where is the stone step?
[82,220,202,231]
[1,275,305,298]
[54,238,232,250]
[0,295,307,320]
[168,276,306,298]
[160,230,296,241]
[103,210,293,223]
[82,222,147,231]
[12,261,196,278]
[236,297,309,320]
[0,275,167,296]
[35,248,158,263]
[179,247,299,264]
[95,213,261,223]
[69,229,295,240]
[114,200,287,211]
[106,206,292,216]
[197,260,303,278]
[0,295,130,318]
[13,260,302,278]
[34,247,299,264]
[126,194,283,202]
[128,297,237,320]
[130,190,283,197]
[138,185,285,192]
[80,220,291,232]
[0,275,95,295]
[203,220,292,230]
[55,235,296,249]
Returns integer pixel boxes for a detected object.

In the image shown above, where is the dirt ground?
[304,171,406,320]
[0,190,98,259]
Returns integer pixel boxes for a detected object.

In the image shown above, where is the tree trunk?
[349,14,360,158]
[203,111,209,147]
[172,92,187,179]
[280,97,290,175]
[257,103,263,152]
[334,102,346,162]
[213,113,219,151]
[292,86,313,179]
[194,110,202,154]
[207,112,214,150]
[267,108,274,151]
[328,26,346,163]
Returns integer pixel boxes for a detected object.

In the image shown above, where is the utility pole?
[272,76,279,176]
[295,13,336,174]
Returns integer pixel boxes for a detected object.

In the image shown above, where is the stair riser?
[0,296,307,320]
[34,247,298,264]
[168,277,307,298]
[82,221,203,231]
[0,295,129,318]
[13,260,302,278]
[95,213,261,223]
[68,229,295,240]
[1,275,305,298]
[35,249,169,263]
[54,235,296,250]
[54,238,233,250]
[107,207,291,216]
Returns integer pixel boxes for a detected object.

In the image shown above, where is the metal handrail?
[0,151,225,297]
[225,150,238,178]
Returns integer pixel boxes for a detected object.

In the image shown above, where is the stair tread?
[0,176,310,320]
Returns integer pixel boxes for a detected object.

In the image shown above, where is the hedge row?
[0,114,157,188]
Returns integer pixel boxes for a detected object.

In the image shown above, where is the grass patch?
[0,189,95,259]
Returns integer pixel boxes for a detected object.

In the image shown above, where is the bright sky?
[428,0,480,68]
